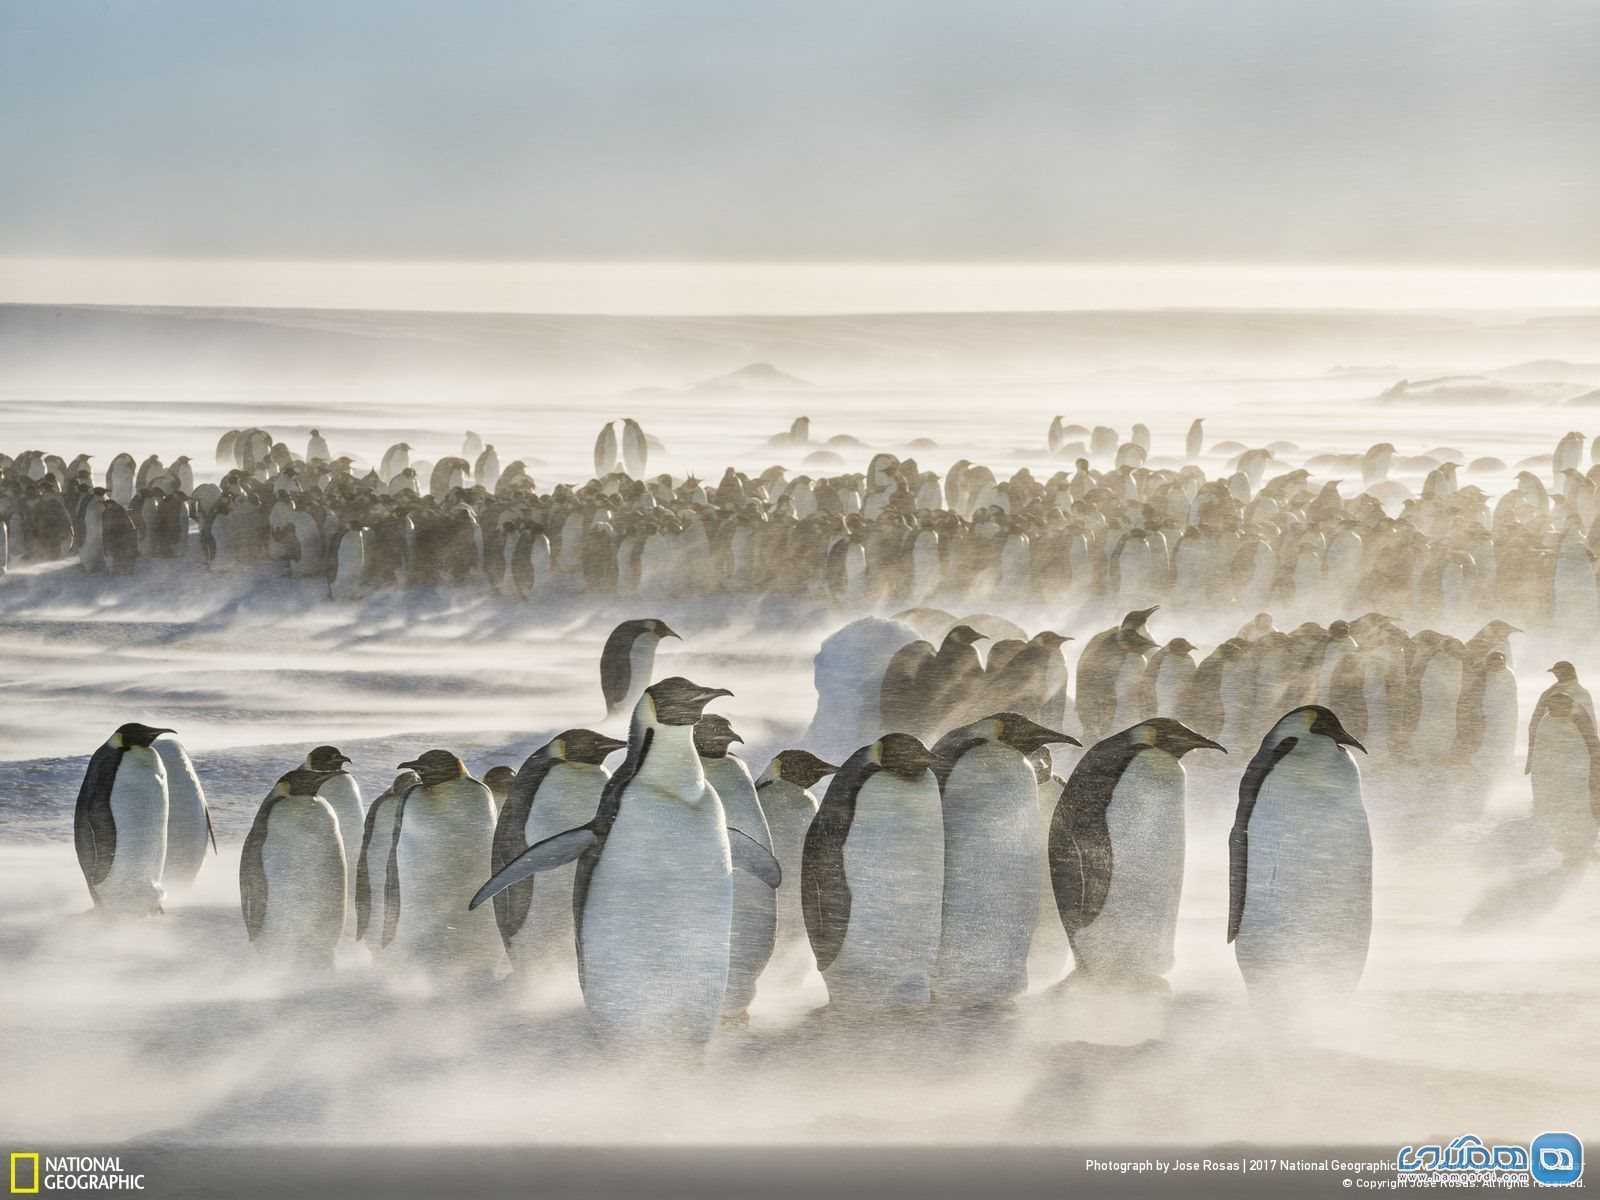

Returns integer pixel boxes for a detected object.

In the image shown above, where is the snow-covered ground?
[1,304,1597,1149]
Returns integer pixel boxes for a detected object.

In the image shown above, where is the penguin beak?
[659,625,681,640]
[1338,734,1368,754]
[397,759,422,771]
[1037,728,1082,749]
[599,736,628,755]
[336,754,352,765]
[728,732,745,745]
[1194,735,1227,755]
[696,687,734,704]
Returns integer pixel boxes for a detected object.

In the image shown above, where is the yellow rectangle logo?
[9,1152,39,1194]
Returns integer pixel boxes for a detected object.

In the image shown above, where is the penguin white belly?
[1069,751,1185,981]
[933,746,1041,1007]
[332,531,366,600]
[392,784,502,973]
[153,737,209,889]
[1235,744,1371,999]
[318,774,365,937]
[762,784,819,955]
[1155,658,1192,717]
[1530,720,1598,859]
[258,797,346,964]
[824,774,944,1010]
[580,782,733,1044]
[98,749,169,915]
[705,758,776,1016]
[1112,654,1147,727]
[509,763,608,977]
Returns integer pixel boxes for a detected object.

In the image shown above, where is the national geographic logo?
[9,1154,145,1192]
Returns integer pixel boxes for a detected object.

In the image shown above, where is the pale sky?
[3,0,1598,268]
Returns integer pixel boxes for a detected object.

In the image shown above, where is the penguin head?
[547,729,628,765]
[1328,620,1352,640]
[110,723,174,749]
[388,769,422,795]
[871,733,945,781]
[1283,705,1366,753]
[1031,630,1073,650]
[643,677,733,727]
[762,749,839,790]
[396,749,468,786]
[634,617,680,643]
[1478,620,1521,639]
[482,765,517,799]
[941,624,987,650]
[1166,637,1196,655]
[276,767,343,798]
[1550,661,1579,683]
[1121,606,1159,633]
[305,745,352,771]
[1134,718,1226,759]
[692,714,743,759]
[979,712,1081,754]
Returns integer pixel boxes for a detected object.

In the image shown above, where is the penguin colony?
[69,602,1598,1049]
[8,420,1600,635]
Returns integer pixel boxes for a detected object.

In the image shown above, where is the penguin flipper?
[239,802,275,942]
[728,828,781,888]
[1229,736,1297,943]
[470,827,599,911]
[73,743,123,892]
[203,802,218,854]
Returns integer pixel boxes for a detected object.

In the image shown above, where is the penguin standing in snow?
[803,733,947,1012]
[1526,662,1596,774]
[1050,719,1223,987]
[1076,608,1159,743]
[488,729,625,977]
[694,714,777,1021]
[240,767,347,969]
[1527,692,1600,865]
[383,749,503,976]
[74,723,174,916]
[932,713,1079,1008]
[599,618,680,719]
[754,750,839,961]
[470,679,779,1047]
[301,746,364,936]
[1229,706,1372,1005]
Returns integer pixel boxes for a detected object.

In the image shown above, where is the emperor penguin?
[803,733,947,1013]
[470,679,779,1048]
[1229,706,1372,1005]
[488,729,626,978]
[152,732,216,890]
[382,749,503,977]
[354,769,420,950]
[754,750,840,961]
[600,617,680,719]
[302,746,365,937]
[74,723,174,916]
[1076,608,1159,743]
[1527,692,1600,864]
[932,713,1079,1009]
[1050,719,1224,987]
[240,767,347,970]
[307,429,331,462]
[694,714,778,1021]
[1526,662,1596,774]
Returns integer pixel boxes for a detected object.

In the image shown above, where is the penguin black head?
[692,714,744,759]
[1550,661,1579,682]
[1031,630,1073,649]
[763,749,839,790]
[1284,705,1366,753]
[111,723,174,749]
[305,745,352,771]
[397,749,468,786]
[546,729,628,765]
[980,712,1082,753]
[941,625,987,649]
[645,677,733,727]
[1133,718,1226,758]
[483,765,516,800]
[1121,606,1159,632]
[873,733,945,781]
[1328,620,1352,640]
[1478,619,1522,638]
[627,617,680,642]
[276,767,343,798]
[1166,637,1196,655]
